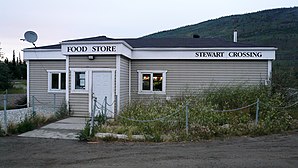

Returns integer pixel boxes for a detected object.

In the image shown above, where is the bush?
[55,101,69,120]
[78,114,107,141]
[92,85,297,142]
[7,114,56,134]
[78,121,92,141]
[0,123,6,136]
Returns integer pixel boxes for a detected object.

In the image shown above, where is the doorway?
[92,71,114,117]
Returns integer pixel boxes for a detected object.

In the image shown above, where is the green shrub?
[6,114,55,134]
[91,85,296,142]
[0,123,6,136]
[78,120,93,141]
[55,101,69,120]
[78,115,106,141]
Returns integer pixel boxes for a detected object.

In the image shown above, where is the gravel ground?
[0,130,297,168]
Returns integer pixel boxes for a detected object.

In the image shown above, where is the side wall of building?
[68,55,116,116]
[131,60,268,101]
[28,60,66,107]
[120,56,130,110]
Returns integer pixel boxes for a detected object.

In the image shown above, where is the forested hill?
[145,7,298,61]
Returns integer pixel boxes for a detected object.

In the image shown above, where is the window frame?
[137,70,167,94]
[70,68,89,93]
[47,70,66,93]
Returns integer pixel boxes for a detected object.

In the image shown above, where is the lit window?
[47,71,66,92]
[138,70,167,94]
[142,74,151,90]
[153,73,163,91]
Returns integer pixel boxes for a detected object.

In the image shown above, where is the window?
[75,72,86,89]
[70,68,89,93]
[47,71,66,92]
[153,73,163,91]
[138,70,167,94]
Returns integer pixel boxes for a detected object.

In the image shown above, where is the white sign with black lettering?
[194,51,272,60]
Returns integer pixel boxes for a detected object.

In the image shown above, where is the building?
[23,35,276,117]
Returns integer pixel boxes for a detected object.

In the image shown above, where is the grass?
[6,88,26,94]
[89,85,298,142]
[0,80,27,94]
[7,114,56,134]
[3,101,70,135]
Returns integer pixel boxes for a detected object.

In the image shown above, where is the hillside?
[145,7,298,60]
[145,7,298,88]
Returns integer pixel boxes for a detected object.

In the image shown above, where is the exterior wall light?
[88,55,94,60]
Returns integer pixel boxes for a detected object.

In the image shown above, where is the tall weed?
[101,85,295,141]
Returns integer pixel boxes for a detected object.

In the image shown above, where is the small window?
[138,70,167,94]
[51,74,59,89]
[47,71,66,92]
[153,73,163,91]
[61,73,66,90]
[142,74,151,91]
[75,72,86,89]
[70,69,89,93]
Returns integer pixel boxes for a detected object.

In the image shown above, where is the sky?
[0,0,297,60]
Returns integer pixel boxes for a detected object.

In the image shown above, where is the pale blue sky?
[0,0,297,60]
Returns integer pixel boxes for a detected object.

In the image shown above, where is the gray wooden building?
[24,36,276,117]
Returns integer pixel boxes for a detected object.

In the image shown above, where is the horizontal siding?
[120,56,129,109]
[131,60,268,100]
[68,55,116,116]
[69,55,116,68]
[29,60,66,108]
[69,93,89,116]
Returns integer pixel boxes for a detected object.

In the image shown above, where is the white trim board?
[116,55,121,113]
[47,70,66,93]
[24,50,65,60]
[66,56,69,109]
[137,70,167,95]
[27,61,30,107]
[70,68,90,94]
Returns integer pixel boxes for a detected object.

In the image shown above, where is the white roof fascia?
[61,40,133,58]
[23,49,65,61]
[132,47,278,51]
[61,40,133,50]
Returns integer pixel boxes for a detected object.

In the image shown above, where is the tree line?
[0,50,26,90]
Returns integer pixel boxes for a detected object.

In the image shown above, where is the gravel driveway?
[0,130,297,168]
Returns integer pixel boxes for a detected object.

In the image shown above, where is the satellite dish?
[24,31,38,43]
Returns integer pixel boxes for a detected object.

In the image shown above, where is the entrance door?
[92,71,114,117]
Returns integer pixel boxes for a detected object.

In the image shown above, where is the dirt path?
[1,131,298,168]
